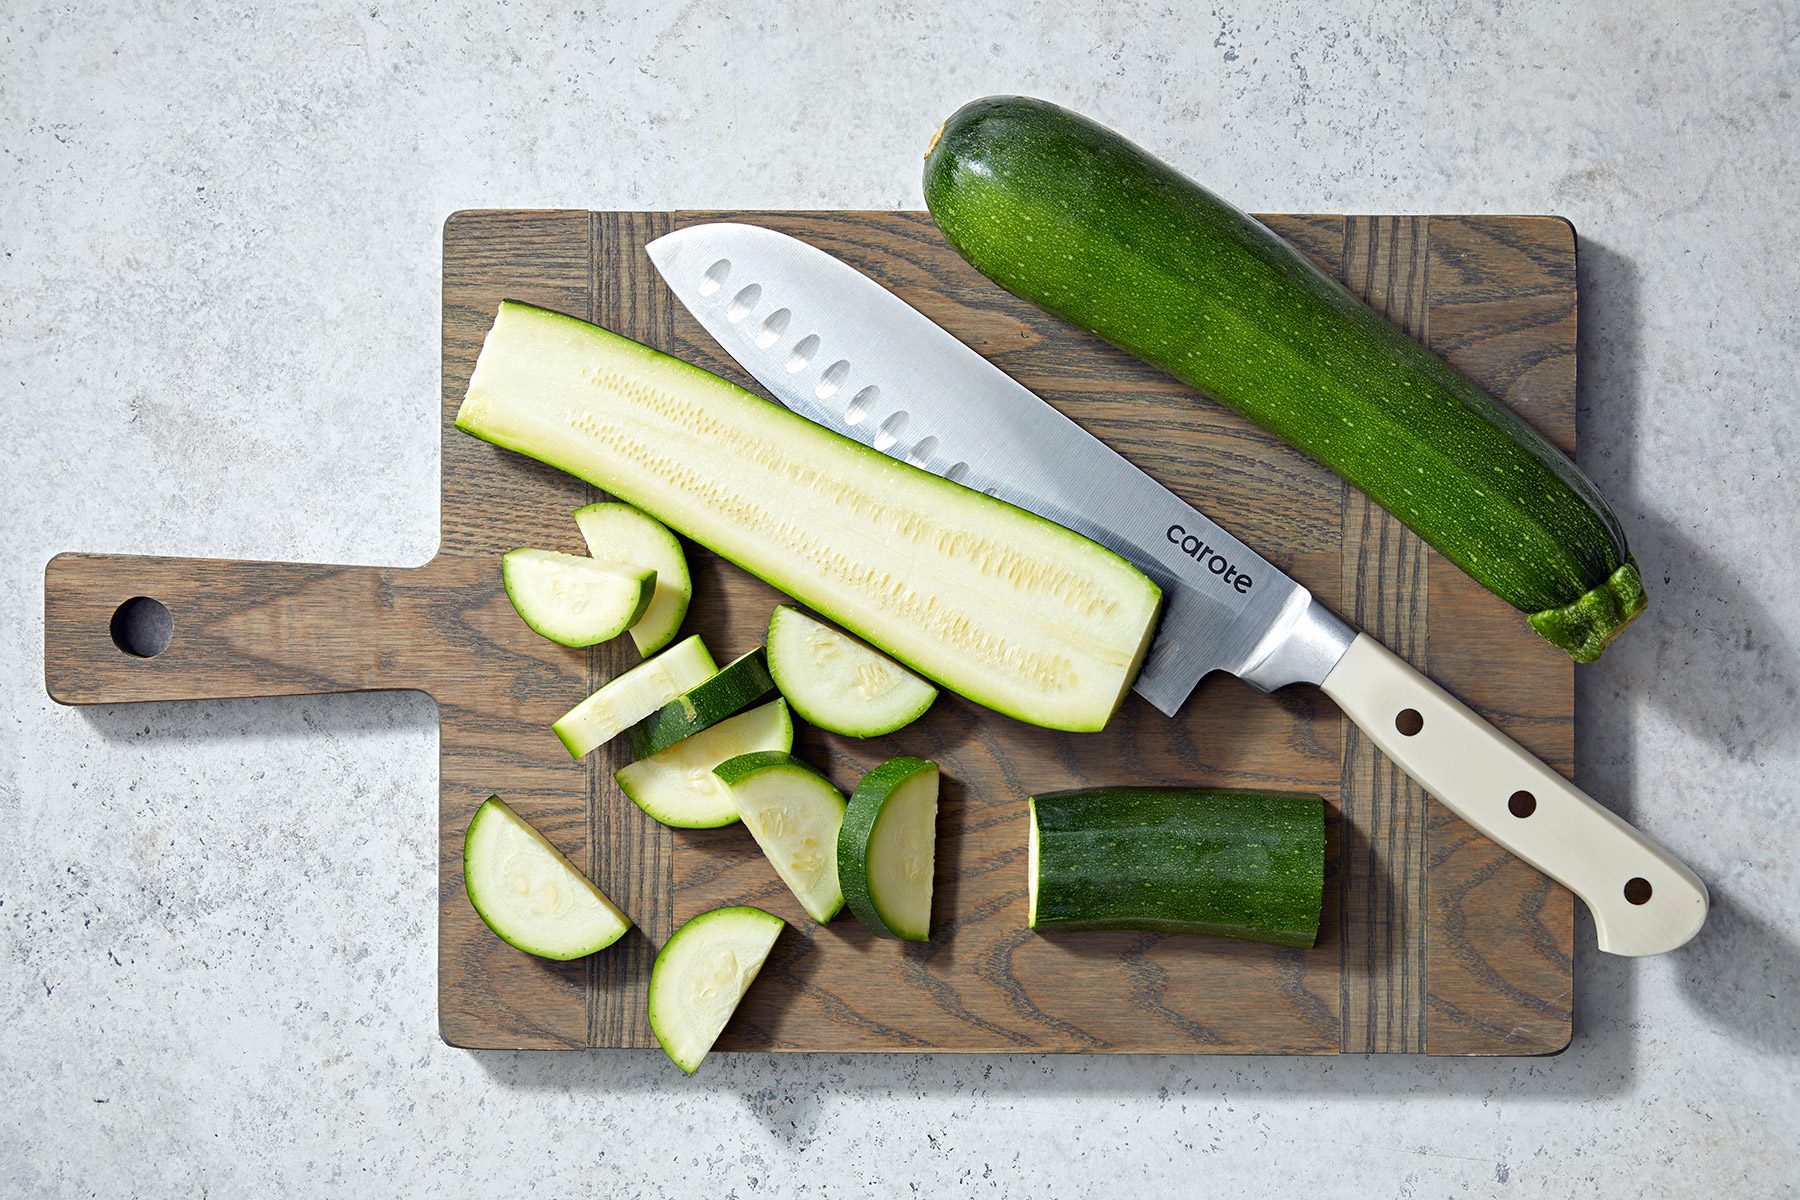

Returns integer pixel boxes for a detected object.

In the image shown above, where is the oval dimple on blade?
[648,225,967,473]
[756,307,790,348]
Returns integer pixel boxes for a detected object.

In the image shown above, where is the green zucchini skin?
[1028,787,1323,949]
[924,96,1644,662]
[629,649,777,758]
[838,756,939,942]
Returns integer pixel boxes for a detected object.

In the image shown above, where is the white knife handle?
[1320,633,1707,956]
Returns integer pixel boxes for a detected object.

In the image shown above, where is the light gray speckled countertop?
[3,2,1796,1196]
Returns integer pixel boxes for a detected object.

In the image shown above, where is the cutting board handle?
[44,553,434,705]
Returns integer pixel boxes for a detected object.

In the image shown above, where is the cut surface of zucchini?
[463,796,631,960]
[766,604,937,737]
[573,501,692,656]
[455,301,1162,732]
[713,751,847,923]
[648,905,784,1074]
[838,757,940,941]
[629,648,777,758]
[552,634,717,759]
[502,548,654,648]
[616,699,794,829]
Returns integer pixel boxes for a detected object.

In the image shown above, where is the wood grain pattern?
[583,211,680,1050]
[42,209,1580,1055]
[1337,216,1432,1054]
[1423,216,1578,1054]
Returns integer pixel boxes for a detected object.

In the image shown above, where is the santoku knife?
[646,221,1707,956]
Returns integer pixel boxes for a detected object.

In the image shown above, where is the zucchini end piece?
[1528,558,1648,664]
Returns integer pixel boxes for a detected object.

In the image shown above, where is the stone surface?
[2,2,1795,1195]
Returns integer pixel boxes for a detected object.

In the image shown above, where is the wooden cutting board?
[44,209,1577,1056]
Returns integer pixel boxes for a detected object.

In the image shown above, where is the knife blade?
[646,221,1708,955]
[647,221,1356,717]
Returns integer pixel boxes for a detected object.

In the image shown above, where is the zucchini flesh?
[629,648,777,758]
[463,796,631,959]
[552,634,717,759]
[616,699,794,829]
[713,751,847,923]
[649,905,785,1074]
[1028,787,1324,949]
[573,501,692,656]
[456,301,1162,731]
[766,604,937,737]
[838,757,940,941]
[924,96,1643,662]
[501,548,654,648]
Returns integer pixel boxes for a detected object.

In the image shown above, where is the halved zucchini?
[573,501,692,656]
[649,905,785,1074]
[552,634,717,759]
[456,301,1162,732]
[616,699,794,829]
[502,548,654,647]
[629,649,777,758]
[462,796,631,959]
[713,751,847,923]
[766,604,937,737]
[838,757,940,941]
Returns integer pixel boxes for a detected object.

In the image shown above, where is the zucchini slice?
[629,649,777,758]
[573,501,692,656]
[552,634,717,759]
[1027,787,1324,949]
[456,301,1162,731]
[713,751,847,923]
[462,796,631,960]
[766,604,937,737]
[649,905,785,1074]
[838,757,941,941]
[924,97,1643,661]
[616,699,794,829]
[501,548,654,648]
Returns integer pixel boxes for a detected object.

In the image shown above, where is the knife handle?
[1319,633,1707,956]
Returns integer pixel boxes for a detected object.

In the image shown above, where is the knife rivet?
[1508,790,1537,818]
[1395,708,1424,736]
[1624,877,1653,905]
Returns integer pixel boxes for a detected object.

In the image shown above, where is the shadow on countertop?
[1574,239,1799,1064]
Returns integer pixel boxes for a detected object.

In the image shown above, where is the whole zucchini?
[1028,787,1324,949]
[923,96,1644,662]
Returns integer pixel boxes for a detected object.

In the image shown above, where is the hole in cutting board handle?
[110,596,172,658]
